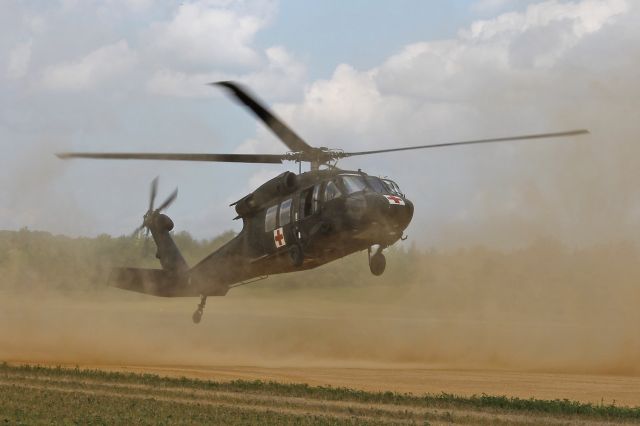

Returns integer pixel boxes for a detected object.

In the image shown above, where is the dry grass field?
[1,363,639,425]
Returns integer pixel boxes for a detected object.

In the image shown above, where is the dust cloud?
[0,242,638,376]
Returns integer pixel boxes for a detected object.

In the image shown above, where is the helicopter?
[57,81,589,323]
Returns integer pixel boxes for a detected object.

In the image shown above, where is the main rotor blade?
[56,152,284,164]
[149,177,158,212]
[157,188,178,212]
[213,81,314,154]
[341,129,590,158]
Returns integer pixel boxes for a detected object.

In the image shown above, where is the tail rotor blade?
[143,233,151,256]
[149,177,158,212]
[131,224,145,238]
[157,188,178,212]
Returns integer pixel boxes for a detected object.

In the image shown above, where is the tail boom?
[110,267,197,297]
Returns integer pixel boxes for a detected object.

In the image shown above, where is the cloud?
[461,0,628,67]
[105,0,153,12]
[472,0,518,13]
[147,0,274,70]
[256,0,630,147]
[146,46,306,99]
[41,40,137,91]
[6,40,32,79]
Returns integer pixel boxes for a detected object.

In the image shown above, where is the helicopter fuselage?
[187,168,413,296]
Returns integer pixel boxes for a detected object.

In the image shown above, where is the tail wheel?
[289,244,304,267]
[192,295,206,324]
[369,252,386,276]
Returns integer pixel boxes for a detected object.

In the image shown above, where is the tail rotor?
[133,177,178,239]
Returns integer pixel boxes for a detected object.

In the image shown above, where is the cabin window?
[300,187,314,219]
[324,180,342,201]
[312,184,322,213]
[264,205,278,231]
[279,198,292,226]
[341,175,367,194]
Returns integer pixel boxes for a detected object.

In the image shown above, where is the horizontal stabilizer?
[110,268,196,297]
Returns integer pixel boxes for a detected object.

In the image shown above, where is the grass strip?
[2,361,639,421]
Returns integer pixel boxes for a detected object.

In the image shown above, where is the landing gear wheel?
[192,295,207,324]
[369,253,386,276]
[289,244,304,267]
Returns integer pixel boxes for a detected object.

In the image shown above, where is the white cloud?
[26,15,46,34]
[462,0,628,67]
[146,45,306,99]
[374,0,629,102]
[472,0,516,12]
[146,69,222,98]
[107,0,153,12]
[41,40,137,91]
[147,0,273,69]
[6,40,32,79]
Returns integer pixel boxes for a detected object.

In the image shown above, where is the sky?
[1,0,639,249]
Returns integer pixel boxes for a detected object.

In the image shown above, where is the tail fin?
[150,213,189,274]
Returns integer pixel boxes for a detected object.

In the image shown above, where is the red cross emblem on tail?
[274,227,286,248]
[384,195,405,205]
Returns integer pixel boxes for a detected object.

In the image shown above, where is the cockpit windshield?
[339,174,403,196]
[383,179,403,196]
[363,176,403,195]
[364,176,387,193]
[341,175,367,194]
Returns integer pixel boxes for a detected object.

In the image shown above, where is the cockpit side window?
[341,175,367,194]
[265,205,278,232]
[324,180,342,201]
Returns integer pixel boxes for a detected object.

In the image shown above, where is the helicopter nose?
[383,195,413,230]
[368,193,413,231]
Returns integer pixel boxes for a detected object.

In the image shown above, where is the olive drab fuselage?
[187,168,413,296]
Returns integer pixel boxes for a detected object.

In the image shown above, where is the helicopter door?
[277,198,294,253]
[299,187,314,219]
[263,204,279,254]
[296,187,315,245]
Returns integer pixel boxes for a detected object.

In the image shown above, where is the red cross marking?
[274,228,286,247]
[387,195,402,204]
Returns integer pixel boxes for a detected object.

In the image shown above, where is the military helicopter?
[57,81,588,323]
